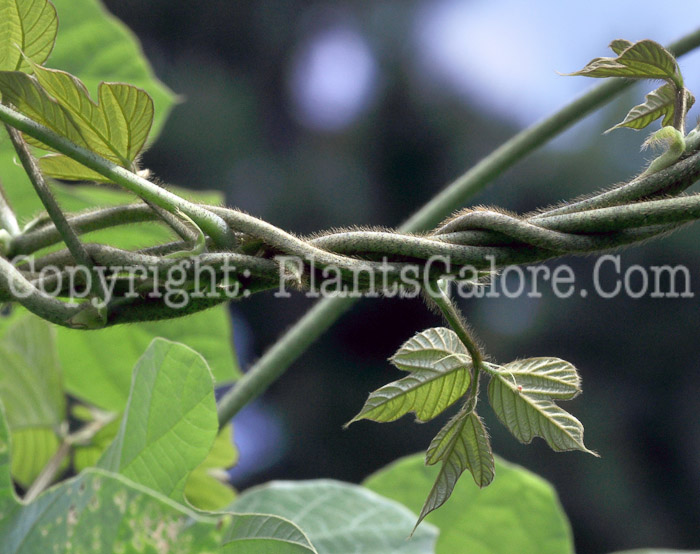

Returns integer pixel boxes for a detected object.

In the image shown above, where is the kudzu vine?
[2,0,700,528]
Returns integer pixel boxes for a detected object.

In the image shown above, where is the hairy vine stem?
[429,281,483,368]
[4,149,700,303]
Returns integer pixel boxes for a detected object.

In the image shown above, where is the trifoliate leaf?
[416,409,494,528]
[346,327,472,424]
[566,39,682,89]
[0,0,57,72]
[0,64,154,181]
[607,84,695,132]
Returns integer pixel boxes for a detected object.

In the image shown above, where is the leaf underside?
[348,327,472,424]
[608,84,695,132]
[417,409,494,528]
[487,358,595,455]
[566,39,681,87]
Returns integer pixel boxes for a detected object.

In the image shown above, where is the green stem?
[0,103,236,248]
[9,204,158,256]
[5,125,109,307]
[216,28,700,426]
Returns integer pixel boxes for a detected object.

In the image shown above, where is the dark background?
[100,1,700,552]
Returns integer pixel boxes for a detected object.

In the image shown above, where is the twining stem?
[0,103,236,248]
[216,27,700,427]
[5,125,108,307]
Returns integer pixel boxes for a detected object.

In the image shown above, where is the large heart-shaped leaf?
[0,399,226,552]
[57,307,240,412]
[0,400,315,553]
[229,480,438,554]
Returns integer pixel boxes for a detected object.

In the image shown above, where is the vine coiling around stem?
[1,146,700,328]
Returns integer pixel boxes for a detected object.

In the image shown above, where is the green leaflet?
[0,0,176,218]
[566,39,682,88]
[0,70,86,145]
[97,339,219,505]
[485,357,581,399]
[346,327,471,424]
[417,409,494,528]
[567,39,694,134]
[487,358,596,455]
[33,64,153,163]
[607,84,695,132]
[390,326,471,373]
[0,0,57,72]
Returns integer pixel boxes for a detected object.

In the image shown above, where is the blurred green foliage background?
[97,1,700,552]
